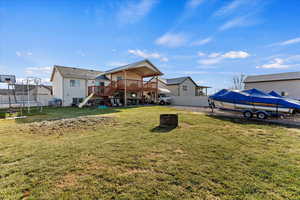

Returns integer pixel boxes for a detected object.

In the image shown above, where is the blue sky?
[1,0,300,91]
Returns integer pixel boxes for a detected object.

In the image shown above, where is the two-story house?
[50,60,163,106]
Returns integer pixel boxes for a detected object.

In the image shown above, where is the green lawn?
[0,106,299,200]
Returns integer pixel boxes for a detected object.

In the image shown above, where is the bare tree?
[232,73,246,90]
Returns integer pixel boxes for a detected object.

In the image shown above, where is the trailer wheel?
[257,112,267,120]
[243,111,253,119]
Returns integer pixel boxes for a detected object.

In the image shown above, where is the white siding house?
[244,72,300,100]
[50,66,102,106]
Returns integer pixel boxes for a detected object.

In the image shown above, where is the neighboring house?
[51,60,163,106]
[165,76,198,96]
[154,76,210,107]
[150,76,210,97]
[50,66,102,106]
[0,85,52,107]
[244,72,300,100]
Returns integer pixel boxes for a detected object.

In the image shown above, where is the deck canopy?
[97,59,163,78]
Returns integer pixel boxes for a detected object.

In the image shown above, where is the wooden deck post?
[141,76,143,104]
[124,70,127,106]
[156,76,158,103]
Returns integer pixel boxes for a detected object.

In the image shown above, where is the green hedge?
[0,112,6,119]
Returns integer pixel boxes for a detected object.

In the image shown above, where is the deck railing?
[88,79,157,97]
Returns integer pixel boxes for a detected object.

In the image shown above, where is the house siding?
[167,85,179,96]
[52,69,63,100]
[63,78,87,106]
[179,79,196,96]
[167,79,196,96]
[245,79,300,99]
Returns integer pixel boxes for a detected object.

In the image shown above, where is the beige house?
[244,72,300,100]
[51,60,163,106]
[150,76,210,97]
[166,76,201,96]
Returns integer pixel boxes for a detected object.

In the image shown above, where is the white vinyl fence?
[171,96,209,107]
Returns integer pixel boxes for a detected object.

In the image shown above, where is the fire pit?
[160,114,178,128]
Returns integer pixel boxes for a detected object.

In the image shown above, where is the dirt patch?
[23,115,115,135]
[56,173,78,189]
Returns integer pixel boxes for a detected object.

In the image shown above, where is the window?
[117,76,123,81]
[182,85,188,91]
[70,80,80,87]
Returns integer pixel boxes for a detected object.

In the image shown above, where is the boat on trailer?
[209,88,300,119]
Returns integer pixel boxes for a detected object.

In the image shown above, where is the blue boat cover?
[209,88,300,110]
[269,91,283,98]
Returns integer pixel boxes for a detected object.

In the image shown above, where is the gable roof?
[244,71,300,83]
[50,65,102,81]
[98,59,163,77]
[166,76,197,86]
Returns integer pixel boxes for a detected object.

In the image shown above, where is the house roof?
[50,65,102,81]
[98,59,163,78]
[166,76,197,86]
[95,75,110,81]
[244,71,300,83]
[196,85,211,88]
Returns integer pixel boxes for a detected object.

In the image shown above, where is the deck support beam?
[156,76,158,103]
[141,76,144,104]
[124,70,127,107]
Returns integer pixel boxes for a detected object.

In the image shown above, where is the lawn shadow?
[150,126,177,133]
[207,114,300,129]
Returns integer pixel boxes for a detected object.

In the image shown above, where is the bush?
[0,112,6,119]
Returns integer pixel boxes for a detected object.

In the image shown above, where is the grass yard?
[0,106,300,200]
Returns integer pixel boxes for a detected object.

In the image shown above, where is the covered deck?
[88,60,163,106]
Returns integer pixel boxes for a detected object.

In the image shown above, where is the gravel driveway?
[170,105,300,128]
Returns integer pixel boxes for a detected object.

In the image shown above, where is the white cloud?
[128,49,168,62]
[256,58,290,69]
[198,57,223,65]
[117,0,157,24]
[187,0,205,9]
[197,52,206,57]
[256,56,300,69]
[219,16,251,31]
[272,37,300,46]
[155,33,187,47]
[214,0,248,16]
[25,66,52,76]
[198,50,250,65]
[191,37,213,46]
[222,51,250,58]
[16,51,33,57]
[208,52,221,58]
